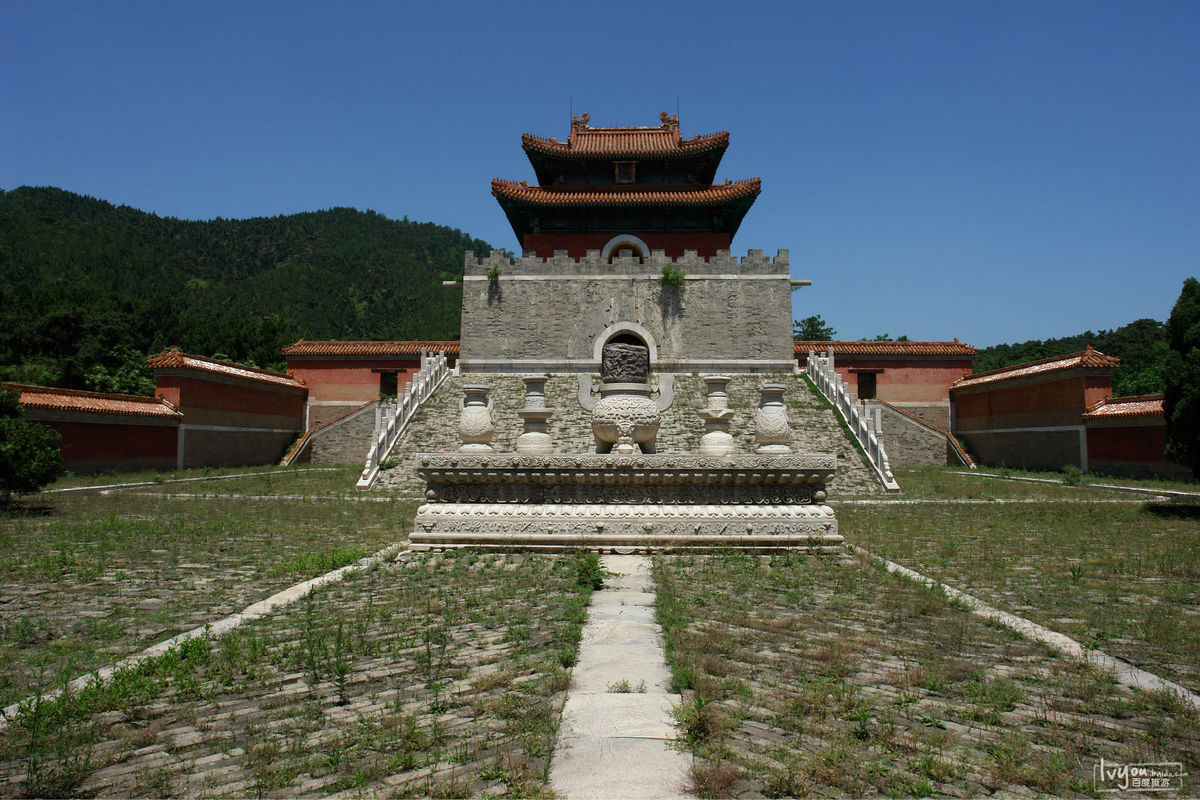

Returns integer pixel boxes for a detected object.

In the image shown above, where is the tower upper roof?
[523,112,729,160]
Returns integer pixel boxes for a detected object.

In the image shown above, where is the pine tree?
[1164,277,1200,477]
[0,388,63,502]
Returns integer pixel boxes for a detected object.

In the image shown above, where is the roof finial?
[571,112,589,132]
[660,111,679,131]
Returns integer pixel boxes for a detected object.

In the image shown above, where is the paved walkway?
[551,555,692,799]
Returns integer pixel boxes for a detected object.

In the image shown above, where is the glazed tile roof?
[281,340,461,358]
[522,113,729,159]
[795,340,977,357]
[1083,394,1164,420]
[5,383,182,419]
[492,178,761,207]
[953,346,1121,390]
[147,348,305,389]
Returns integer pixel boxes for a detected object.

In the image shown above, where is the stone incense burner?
[579,341,673,455]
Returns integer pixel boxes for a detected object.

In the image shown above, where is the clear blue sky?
[3,1,1197,347]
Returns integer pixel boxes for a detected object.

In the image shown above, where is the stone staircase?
[374,373,882,496]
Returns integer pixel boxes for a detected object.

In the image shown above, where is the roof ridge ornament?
[660,111,679,131]
[571,112,589,133]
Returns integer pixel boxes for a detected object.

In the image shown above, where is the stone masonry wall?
[374,373,882,496]
[309,401,380,465]
[874,403,953,467]
[458,250,794,372]
[960,428,1083,471]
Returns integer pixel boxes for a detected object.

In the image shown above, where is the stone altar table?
[409,453,842,552]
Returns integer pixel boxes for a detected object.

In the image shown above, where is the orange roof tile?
[1083,394,1164,420]
[491,178,761,207]
[147,348,305,389]
[523,112,729,159]
[281,340,460,357]
[953,346,1120,390]
[5,383,181,419]
[795,340,977,357]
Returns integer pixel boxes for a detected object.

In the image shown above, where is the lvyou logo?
[1094,757,1187,793]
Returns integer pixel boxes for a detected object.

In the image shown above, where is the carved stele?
[410,453,840,553]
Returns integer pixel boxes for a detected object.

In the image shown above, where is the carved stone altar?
[409,453,842,552]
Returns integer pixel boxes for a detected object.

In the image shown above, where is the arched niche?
[593,322,658,364]
[601,234,650,264]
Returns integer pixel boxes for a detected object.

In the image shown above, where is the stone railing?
[806,349,901,492]
[357,350,452,488]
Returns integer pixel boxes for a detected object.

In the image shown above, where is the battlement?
[463,248,789,277]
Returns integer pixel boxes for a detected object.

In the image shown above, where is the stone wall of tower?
[458,249,795,373]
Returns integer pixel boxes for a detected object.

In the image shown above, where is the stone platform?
[410,453,842,552]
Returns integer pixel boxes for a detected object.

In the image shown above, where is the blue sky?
[3,1,1197,346]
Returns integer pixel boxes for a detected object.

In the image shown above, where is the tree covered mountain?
[0,186,495,392]
[973,317,1168,397]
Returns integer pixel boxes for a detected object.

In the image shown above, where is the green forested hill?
[973,318,1168,397]
[0,186,494,392]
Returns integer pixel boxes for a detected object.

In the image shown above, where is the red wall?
[955,374,1104,430]
[36,418,177,471]
[521,233,732,260]
[287,357,423,404]
[157,376,305,423]
[1086,424,1168,463]
[821,358,972,403]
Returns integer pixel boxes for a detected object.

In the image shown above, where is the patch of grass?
[846,466,1200,694]
[0,466,414,707]
[653,550,1200,797]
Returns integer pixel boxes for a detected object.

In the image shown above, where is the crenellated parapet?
[462,248,789,277]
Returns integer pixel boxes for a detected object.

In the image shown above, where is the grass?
[844,466,1200,695]
[654,550,1200,798]
[0,465,416,708]
[43,463,339,492]
[3,459,1197,797]
[0,550,592,798]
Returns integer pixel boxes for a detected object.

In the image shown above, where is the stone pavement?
[551,555,692,799]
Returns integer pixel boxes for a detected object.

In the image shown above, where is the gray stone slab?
[558,693,679,739]
[551,733,691,800]
[551,554,694,799]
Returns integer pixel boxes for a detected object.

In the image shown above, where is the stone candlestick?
[515,374,555,454]
[754,383,792,454]
[697,375,736,455]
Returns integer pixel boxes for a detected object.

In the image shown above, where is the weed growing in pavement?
[653,549,1200,797]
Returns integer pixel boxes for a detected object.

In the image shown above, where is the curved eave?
[491,178,760,207]
[492,179,760,240]
[521,130,729,160]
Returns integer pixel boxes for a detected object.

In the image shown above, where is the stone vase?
[515,374,555,454]
[754,383,792,454]
[697,375,736,455]
[458,384,495,453]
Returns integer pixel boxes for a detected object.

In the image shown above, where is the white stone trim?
[460,358,794,373]
[461,273,789,282]
[600,234,651,261]
[180,424,300,434]
[959,424,1084,435]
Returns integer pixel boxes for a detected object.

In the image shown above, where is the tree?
[0,388,63,502]
[794,315,835,341]
[1164,277,1200,477]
